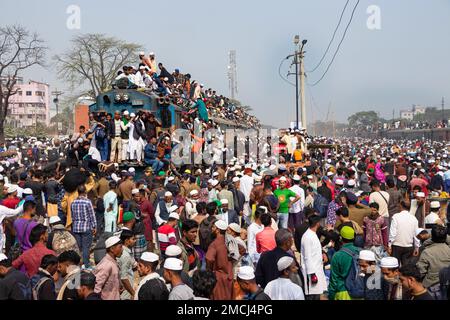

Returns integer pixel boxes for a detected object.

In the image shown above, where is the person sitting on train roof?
[158,63,174,84]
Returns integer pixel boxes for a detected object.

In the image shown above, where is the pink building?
[7,78,50,127]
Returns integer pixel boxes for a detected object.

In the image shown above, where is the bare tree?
[54,34,143,98]
[0,25,47,142]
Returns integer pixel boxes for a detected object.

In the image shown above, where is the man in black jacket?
[0,254,31,300]
[77,271,102,300]
[255,229,303,288]
[31,254,58,300]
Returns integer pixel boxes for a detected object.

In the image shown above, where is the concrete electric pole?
[289,36,307,130]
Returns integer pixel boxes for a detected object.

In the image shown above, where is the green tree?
[348,111,381,127]
[0,25,47,142]
[54,34,143,98]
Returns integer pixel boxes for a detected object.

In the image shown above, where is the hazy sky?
[1,0,449,128]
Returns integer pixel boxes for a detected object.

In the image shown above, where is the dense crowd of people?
[112,51,260,129]
[0,126,450,301]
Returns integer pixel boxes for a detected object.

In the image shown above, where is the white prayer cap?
[212,172,219,177]
[77,138,83,144]
[164,258,183,271]
[105,236,121,249]
[139,51,145,56]
[132,188,140,195]
[359,250,376,262]
[7,185,17,194]
[149,52,155,56]
[229,167,235,172]
[165,245,182,257]
[327,171,334,176]
[168,176,175,182]
[347,179,356,187]
[0,166,3,173]
[196,169,202,174]
[228,223,241,234]
[327,159,332,164]
[235,165,242,170]
[269,164,277,171]
[380,257,399,269]
[205,169,211,174]
[140,252,159,263]
[254,175,262,182]
[0,175,3,181]
[165,191,173,197]
[416,192,425,198]
[279,176,287,182]
[277,256,294,271]
[168,212,179,220]
[293,175,301,181]
[307,175,313,180]
[430,201,440,209]
[214,220,228,231]
[220,199,229,205]
[111,173,120,182]
[130,113,136,118]
[49,216,61,225]
[128,167,135,173]
[123,110,130,116]
[0,253,8,262]
[237,266,255,280]
[232,177,240,183]
[335,179,344,186]
[211,179,219,187]
[415,228,427,237]
[189,190,199,196]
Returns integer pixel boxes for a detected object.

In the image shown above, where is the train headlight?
[122,94,129,102]
[115,94,121,102]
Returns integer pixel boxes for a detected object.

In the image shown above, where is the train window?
[132,99,144,106]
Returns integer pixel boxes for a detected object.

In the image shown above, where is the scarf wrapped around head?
[374,163,386,183]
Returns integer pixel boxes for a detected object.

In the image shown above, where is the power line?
[278,56,296,87]
[307,0,350,73]
[308,0,360,87]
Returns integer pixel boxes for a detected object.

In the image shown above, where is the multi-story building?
[6,78,50,128]
[400,105,426,120]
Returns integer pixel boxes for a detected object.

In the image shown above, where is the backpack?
[313,193,329,218]
[341,247,365,298]
[31,275,51,300]
[8,220,33,262]
[52,229,80,256]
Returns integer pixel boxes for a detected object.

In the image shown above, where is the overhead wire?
[308,0,360,87]
[306,0,350,73]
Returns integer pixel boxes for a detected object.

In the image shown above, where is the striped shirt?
[71,196,97,233]
[157,224,177,253]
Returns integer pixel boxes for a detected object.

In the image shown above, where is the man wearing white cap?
[358,250,384,300]
[380,257,401,300]
[205,220,233,299]
[218,181,235,213]
[239,168,254,225]
[93,235,123,300]
[103,181,119,233]
[207,179,219,203]
[289,175,305,230]
[135,252,168,300]
[236,266,271,300]
[264,256,305,300]
[216,198,239,226]
[185,189,200,219]
[163,258,194,300]
[155,191,175,226]
[424,201,444,226]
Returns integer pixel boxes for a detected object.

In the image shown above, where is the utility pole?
[51,89,63,134]
[289,36,307,130]
[442,97,445,126]
[299,47,306,131]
